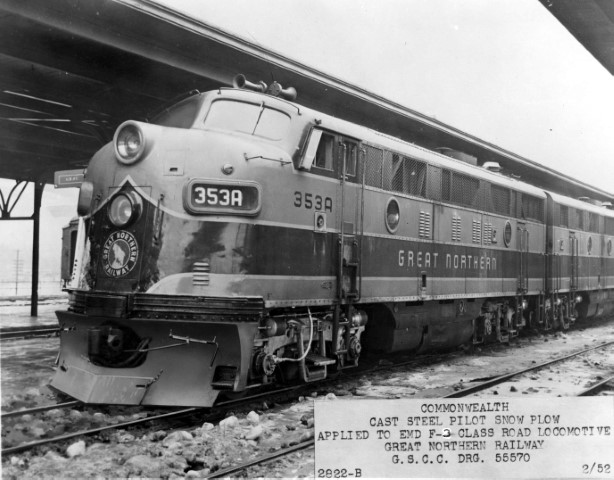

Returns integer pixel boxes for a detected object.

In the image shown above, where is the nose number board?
[184,179,261,216]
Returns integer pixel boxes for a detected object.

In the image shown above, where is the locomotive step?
[306,354,337,366]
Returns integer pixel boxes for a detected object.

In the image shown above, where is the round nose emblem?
[102,231,139,277]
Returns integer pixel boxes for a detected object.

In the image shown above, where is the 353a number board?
[184,179,261,215]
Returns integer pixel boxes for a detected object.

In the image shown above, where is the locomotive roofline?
[547,190,614,216]
[98,86,558,206]
[83,87,614,229]
[219,87,549,199]
[80,87,549,225]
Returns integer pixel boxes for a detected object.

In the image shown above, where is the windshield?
[203,99,291,140]
[151,96,202,128]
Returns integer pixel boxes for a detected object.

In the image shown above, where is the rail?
[444,340,614,398]
[1,400,80,420]
[205,439,315,479]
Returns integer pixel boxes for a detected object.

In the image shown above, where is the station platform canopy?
[1,0,613,202]
[539,0,614,77]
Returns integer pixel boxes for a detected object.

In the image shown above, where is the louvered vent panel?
[193,261,210,286]
[492,185,511,215]
[452,172,479,207]
[472,219,482,244]
[483,222,493,245]
[419,211,431,239]
[521,195,545,222]
[559,205,569,228]
[364,145,384,188]
[452,215,461,242]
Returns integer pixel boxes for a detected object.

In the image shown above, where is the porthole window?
[385,197,400,233]
[587,237,592,254]
[503,221,513,247]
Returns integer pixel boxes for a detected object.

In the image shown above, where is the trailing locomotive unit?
[54,75,614,406]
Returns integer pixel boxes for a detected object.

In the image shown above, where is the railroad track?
[206,439,315,479]
[444,340,614,398]
[577,375,614,396]
[0,383,306,456]
[0,400,80,420]
[0,349,454,461]
[0,350,449,457]
[3,335,611,475]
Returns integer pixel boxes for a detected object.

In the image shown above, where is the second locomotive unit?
[54,76,614,406]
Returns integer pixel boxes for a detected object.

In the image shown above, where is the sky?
[1,0,613,293]
[0,182,77,295]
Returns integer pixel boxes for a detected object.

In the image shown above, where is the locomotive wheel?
[348,335,361,359]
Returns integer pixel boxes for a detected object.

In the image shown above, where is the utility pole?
[14,250,23,295]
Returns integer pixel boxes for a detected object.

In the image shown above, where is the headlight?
[114,122,145,164]
[108,192,141,227]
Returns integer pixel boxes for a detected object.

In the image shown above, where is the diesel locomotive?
[54,76,614,406]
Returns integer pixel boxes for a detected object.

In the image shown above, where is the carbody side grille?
[452,215,461,242]
[472,219,482,244]
[193,261,210,286]
[132,293,264,317]
[419,211,431,239]
[68,291,264,318]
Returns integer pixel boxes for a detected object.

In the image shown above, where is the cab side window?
[341,140,358,177]
[314,133,335,170]
[305,131,360,181]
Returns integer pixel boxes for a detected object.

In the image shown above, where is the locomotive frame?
[54,77,614,406]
